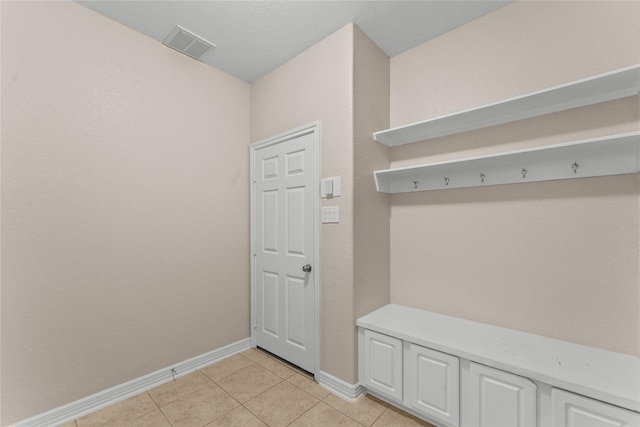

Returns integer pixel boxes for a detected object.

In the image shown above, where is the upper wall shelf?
[374,65,640,147]
[374,132,640,193]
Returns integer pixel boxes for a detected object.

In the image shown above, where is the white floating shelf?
[374,65,640,147]
[374,132,640,193]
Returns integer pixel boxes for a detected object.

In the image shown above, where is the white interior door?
[251,124,317,373]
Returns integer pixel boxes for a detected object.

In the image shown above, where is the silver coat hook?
[444,177,450,186]
[572,162,579,174]
[480,173,486,183]
[412,180,419,189]
[522,168,528,179]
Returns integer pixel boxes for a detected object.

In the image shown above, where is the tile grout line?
[158,402,177,427]
[238,365,322,427]
[278,379,322,426]
[200,373,246,426]
[283,399,322,426]
[152,370,241,427]
[323,402,370,427]
[142,391,172,427]
[236,373,286,404]
[150,371,216,408]
[282,395,368,427]
[196,350,293,425]
[145,390,167,424]
[240,403,269,426]
[198,354,257,383]
[152,385,193,427]
[369,405,388,426]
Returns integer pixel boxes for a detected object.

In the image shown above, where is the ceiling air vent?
[163,25,216,59]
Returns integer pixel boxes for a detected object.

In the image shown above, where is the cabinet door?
[468,362,536,427]
[405,343,460,426]
[362,329,403,401]
[552,388,639,427]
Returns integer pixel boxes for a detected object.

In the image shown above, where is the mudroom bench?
[357,304,640,427]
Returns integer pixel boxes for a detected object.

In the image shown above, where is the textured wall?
[1,2,250,424]
[352,26,391,348]
[389,1,640,355]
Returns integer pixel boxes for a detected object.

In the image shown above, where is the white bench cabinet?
[405,343,460,426]
[468,362,537,427]
[362,329,403,402]
[552,388,640,427]
[357,304,640,427]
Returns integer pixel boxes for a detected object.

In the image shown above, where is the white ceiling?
[77,1,511,83]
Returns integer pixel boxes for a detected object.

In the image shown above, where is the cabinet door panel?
[552,388,639,427]
[363,329,403,401]
[405,343,460,426]
[469,363,536,427]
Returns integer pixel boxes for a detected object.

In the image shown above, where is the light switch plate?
[322,206,339,223]
[321,176,341,198]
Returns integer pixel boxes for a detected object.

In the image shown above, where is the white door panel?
[552,388,640,427]
[469,362,536,427]
[363,329,403,401]
[252,126,317,373]
[405,343,460,426]
[261,271,279,337]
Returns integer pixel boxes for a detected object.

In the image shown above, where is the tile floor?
[58,348,435,427]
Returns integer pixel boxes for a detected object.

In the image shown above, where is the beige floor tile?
[256,356,296,379]
[216,364,282,403]
[244,381,319,427]
[323,394,388,427]
[200,353,255,381]
[57,421,77,427]
[128,409,173,427]
[148,371,212,406]
[287,373,330,400]
[289,401,363,427]
[372,406,436,427]
[241,348,269,362]
[160,383,239,427]
[205,406,267,427]
[76,393,158,427]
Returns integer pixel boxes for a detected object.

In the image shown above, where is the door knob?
[302,264,312,273]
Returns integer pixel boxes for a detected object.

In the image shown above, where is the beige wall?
[1,2,250,424]
[389,1,640,355]
[0,2,3,423]
[352,28,390,331]
[251,24,357,383]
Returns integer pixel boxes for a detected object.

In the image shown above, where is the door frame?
[249,121,320,376]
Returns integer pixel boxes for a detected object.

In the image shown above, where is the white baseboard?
[316,370,364,402]
[15,338,251,427]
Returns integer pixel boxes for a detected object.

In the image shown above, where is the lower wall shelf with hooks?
[374,131,640,193]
